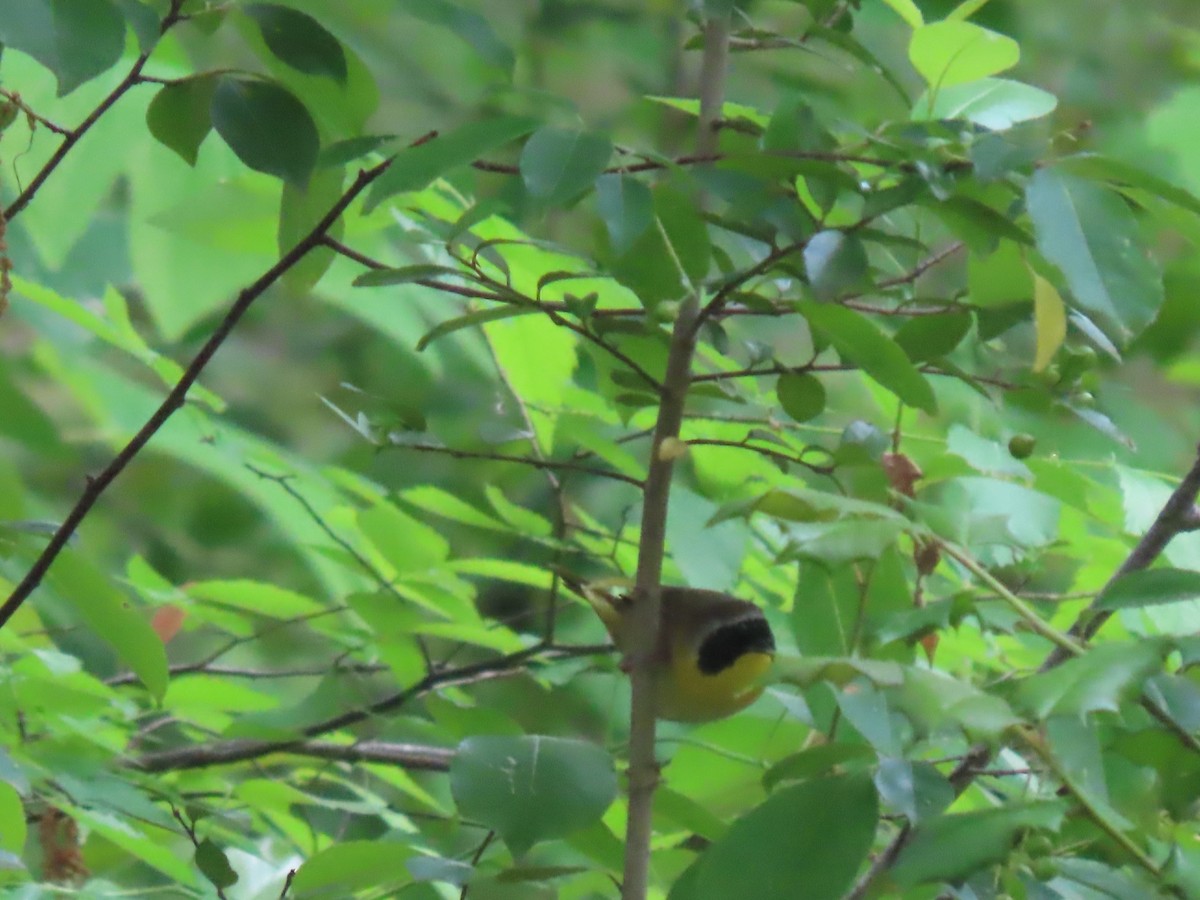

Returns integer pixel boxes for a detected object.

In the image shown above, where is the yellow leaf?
[1032,271,1066,372]
[658,437,689,461]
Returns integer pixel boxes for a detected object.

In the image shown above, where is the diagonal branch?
[0,159,395,631]
[1042,446,1200,669]
[126,642,608,772]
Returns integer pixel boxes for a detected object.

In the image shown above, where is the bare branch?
[138,739,454,775]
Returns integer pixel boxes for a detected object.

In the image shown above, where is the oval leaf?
[678,774,878,900]
[450,735,617,856]
[777,372,826,422]
[146,75,219,166]
[520,126,612,206]
[803,230,869,301]
[1027,168,1164,345]
[245,3,348,83]
[800,302,937,413]
[913,77,1057,131]
[910,21,1019,89]
[0,0,125,95]
[211,76,319,186]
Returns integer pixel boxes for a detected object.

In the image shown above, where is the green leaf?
[1096,568,1200,611]
[800,302,938,413]
[881,0,923,27]
[892,802,1066,887]
[874,758,954,824]
[1058,153,1200,218]
[245,4,348,83]
[1017,640,1169,719]
[146,75,219,167]
[780,518,906,566]
[520,127,612,206]
[279,165,345,292]
[913,77,1057,130]
[892,311,972,363]
[909,21,1019,89]
[803,230,869,301]
[450,736,617,856]
[48,550,169,700]
[777,373,826,422]
[0,0,125,95]
[595,173,653,254]
[210,76,319,186]
[761,744,875,791]
[114,0,162,51]
[396,0,515,73]
[0,782,26,857]
[675,774,877,900]
[1026,168,1164,344]
[608,184,710,306]
[291,841,415,896]
[195,839,238,890]
[367,117,539,209]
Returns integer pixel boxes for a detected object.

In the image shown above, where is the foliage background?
[2,0,1200,898]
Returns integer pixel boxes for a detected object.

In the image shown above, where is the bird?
[565,578,776,723]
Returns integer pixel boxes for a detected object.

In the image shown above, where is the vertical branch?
[621,11,731,900]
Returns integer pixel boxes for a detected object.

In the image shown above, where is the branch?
[4,1,188,220]
[622,14,731,900]
[137,739,454,774]
[1043,446,1200,669]
[126,643,609,772]
[322,236,662,391]
[0,159,394,630]
[386,441,644,487]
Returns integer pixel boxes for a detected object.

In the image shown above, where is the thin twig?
[128,643,609,772]
[245,463,434,670]
[0,159,395,630]
[387,442,644,487]
[4,0,188,220]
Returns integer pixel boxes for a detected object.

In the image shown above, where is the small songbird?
[569,579,776,723]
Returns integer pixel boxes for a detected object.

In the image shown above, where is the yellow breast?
[659,649,774,723]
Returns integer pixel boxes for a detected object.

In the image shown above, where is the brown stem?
[0,159,394,630]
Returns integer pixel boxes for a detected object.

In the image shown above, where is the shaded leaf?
[367,117,539,208]
[245,3,347,82]
[1017,640,1169,719]
[595,174,653,254]
[1096,568,1200,611]
[674,774,877,900]
[1027,168,1163,343]
[800,302,937,413]
[0,0,125,95]
[451,736,617,856]
[146,75,219,166]
[777,372,826,422]
[520,126,612,206]
[210,76,319,186]
[893,802,1066,887]
[803,230,869,301]
[396,0,515,72]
